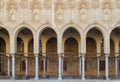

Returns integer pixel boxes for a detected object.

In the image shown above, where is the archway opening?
[0,28,9,76]
[86,28,104,77]
[63,28,80,76]
[110,27,120,77]
[40,28,57,77]
[16,27,33,76]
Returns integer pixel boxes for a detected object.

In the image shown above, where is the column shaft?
[8,56,10,77]
[34,54,39,80]
[81,54,85,79]
[105,54,109,80]
[115,57,118,77]
[43,56,46,77]
[11,54,15,79]
[58,54,62,80]
[25,57,28,77]
[79,57,81,76]
[97,56,100,77]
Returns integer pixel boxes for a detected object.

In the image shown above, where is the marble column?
[34,54,39,80]
[105,54,109,80]
[97,56,100,77]
[115,56,119,77]
[25,57,28,77]
[79,56,81,77]
[81,54,85,80]
[61,56,64,77]
[43,56,46,77]
[8,56,10,77]
[11,54,15,79]
[58,54,62,80]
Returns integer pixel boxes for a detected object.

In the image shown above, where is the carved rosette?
[43,0,52,9]
[91,0,99,8]
[30,0,41,10]
[115,0,120,8]
[102,0,113,9]
[7,0,18,10]
[20,0,28,9]
[78,0,89,10]
[67,0,76,9]
[0,0,4,9]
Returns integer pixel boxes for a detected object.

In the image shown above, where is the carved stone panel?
[78,0,89,21]
[20,0,28,9]
[7,0,18,21]
[102,0,113,21]
[30,0,41,21]
[55,0,65,21]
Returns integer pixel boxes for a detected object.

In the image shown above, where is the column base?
[81,77,86,80]
[106,77,109,80]
[42,75,46,78]
[58,77,62,80]
[11,77,16,80]
[34,77,39,80]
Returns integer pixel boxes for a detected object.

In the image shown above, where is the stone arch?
[85,23,106,37]
[13,23,36,38]
[109,22,120,34]
[37,23,58,38]
[0,24,11,36]
[60,23,83,38]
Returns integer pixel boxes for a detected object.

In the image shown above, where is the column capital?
[34,54,39,57]
[11,53,16,57]
[81,53,86,57]
[97,53,101,57]
[105,53,110,57]
[58,53,63,57]
[115,53,119,57]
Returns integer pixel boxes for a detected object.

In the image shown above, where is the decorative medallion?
[30,0,41,10]
[0,0,4,9]
[78,0,89,9]
[91,0,99,8]
[55,0,65,10]
[20,0,28,9]
[7,0,18,10]
[43,0,52,9]
[102,0,113,9]
[115,0,120,8]
[67,0,76,9]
